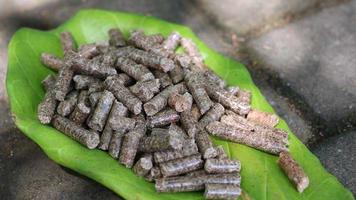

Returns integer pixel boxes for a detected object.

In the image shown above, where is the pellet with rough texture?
[168,123,188,140]
[53,65,74,101]
[180,110,199,138]
[60,32,76,57]
[104,75,142,115]
[206,121,287,154]
[198,103,225,129]
[144,83,186,116]
[247,109,279,127]
[133,154,153,177]
[108,130,125,159]
[191,104,202,120]
[116,57,155,81]
[181,37,204,69]
[204,174,241,185]
[78,43,100,59]
[41,75,56,91]
[129,79,160,102]
[168,92,193,112]
[278,151,309,193]
[57,90,78,117]
[128,30,164,51]
[128,48,175,72]
[162,32,181,52]
[204,184,241,200]
[41,53,63,71]
[205,81,250,115]
[119,117,147,168]
[215,146,228,159]
[169,64,184,84]
[108,28,126,47]
[139,128,183,152]
[147,108,180,128]
[116,73,135,86]
[69,90,91,125]
[205,158,241,174]
[88,91,102,108]
[174,54,191,69]
[226,86,240,96]
[145,166,162,182]
[153,139,199,163]
[52,115,99,149]
[109,115,136,132]
[153,70,172,89]
[38,89,58,124]
[71,55,117,79]
[236,89,251,106]
[186,169,207,177]
[73,75,102,90]
[195,130,217,159]
[159,154,203,177]
[185,71,213,115]
[203,70,226,89]
[87,90,115,131]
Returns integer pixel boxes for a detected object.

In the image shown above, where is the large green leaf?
[6,9,354,200]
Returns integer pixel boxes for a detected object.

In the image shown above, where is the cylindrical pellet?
[41,74,56,91]
[104,75,142,115]
[185,71,213,115]
[38,90,58,124]
[180,38,204,69]
[247,109,279,127]
[169,64,184,84]
[144,83,186,116]
[117,73,135,86]
[195,130,217,159]
[78,43,100,59]
[145,166,162,182]
[159,154,203,177]
[215,146,228,159]
[147,108,180,128]
[180,110,199,138]
[278,151,309,193]
[54,65,74,101]
[73,75,102,90]
[57,90,78,117]
[204,184,241,200]
[175,54,191,69]
[133,154,153,177]
[128,48,175,72]
[60,32,76,56]
[236,89,251,105]
[205,158,241,173]
[52,115,99,149]
[41,53,63,71]
[168,123,188,140]
[153,139,199,163]
[69,90,91,125]
[87,90,115,131]
[108,130,125,158]
[168,92,193,112]
[191,104,202,120]
[153,70,172,89]
[129,79,161,102]
[116,57,155,81]
[198,103,225,129]
[226,86,239,96]
[162,32,181,52]
[203,69,226,89]
[139,129,183,152]
[88,91,102,108]
[71,55,117,79]
[108,28,126,47]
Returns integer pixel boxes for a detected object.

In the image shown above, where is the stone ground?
[0,0,355,199]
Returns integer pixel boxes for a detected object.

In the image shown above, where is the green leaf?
[6,9,354,200]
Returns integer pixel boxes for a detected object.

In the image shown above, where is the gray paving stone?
[247,1,356,136]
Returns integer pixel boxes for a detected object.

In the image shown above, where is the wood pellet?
[37,28,308,199]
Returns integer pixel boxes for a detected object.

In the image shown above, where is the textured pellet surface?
[205,158,241,173]
[204,184,241,200]
[159,154,203,177]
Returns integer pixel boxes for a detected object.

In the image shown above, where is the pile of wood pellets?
[37,28,309,199]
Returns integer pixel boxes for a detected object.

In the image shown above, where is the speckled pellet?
[236,89,251,105]
[104,75,142,115]
[41,53,63,71]
[168,123,188,140]
[143,83,186,116]
[204,184,241,200]
[205,158,241,174]
[191,104,202,120]
[203,69,226,89]
[162,32,181,52]
[215,146,228,159]
[129,79,161,102]
[57,90,78,117]
[52,115,99,149]
[169,64,184,84]
[195,130,217,159]
[205,81,250,116]
[155,175,205,192]
[117,73,135,86]
[159,154,203,177]
[153,70,172,89]
[168,92,193,112]
[71,55,117,79]
[185,71,213,115]
[108,28,126,47]
[38,90,58,124]
[116,57,155,81]
[153,139,199,163]
[180,110,199,138]
[87,90,115,131]
[88,91,102,108]
[60,32,76,57]
[54,65,74,101]
[206,121,288,154]
[69,90,91,125]
[78,43,100,59]
[278,151,309,193]
[133,154,153,177]
[128,48,175,72]
[198,103,225,129]
[226,86,240,96]
[139,127,183,152]
[174,54,191,69]
[145,166,162,182]
[180,37,204,69]
[147,108,180,128]
[247,109,279,127]
[73,75,102,90]
[41,74,56,92]
[108,130,125,158]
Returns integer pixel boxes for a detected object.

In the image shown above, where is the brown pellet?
[226,86,240,96]
[198,103,225,129]
[117,73,135,86]
[205,158,241,174]
[278,151,309,193]
[168,92,193,112]
[152,70,173,89]
[38,89,58,124]
[108,28,126,47]
[108,130,125,158]
[215,146,228,159]
[41,53,63,71]
[206,121,287,154]
[144,83,186,116]
[41,74,56,91]
[116,57,155,81]
[247,109,279,127]
[180,38,204,69]
[60,32,76,57]
[186,169,207,177]
[153,139,199,163]
[204,184,241,200]
[147,108,180,128]
[57,90,78,117]
[78,43,100,59]
[162,32,181,52]
[128,48,175,72]
[168,123,188,140]
[174,54,191,69]
[73,75,102,90]
[139,128,183,152]
[185,71,213,115]
[169,64,184,84]
[52,115,99,149]
[88,91,102,108]
[53,65,74,101]
[109,115,136,132]
[133,154,153,177]
[203,70,226,89]
[195,130,217,159]
[71,55,117,79]
[145,166,162,182]
[69,90,91,125]
[159,154,203,177]
[99,125,113,151]
[191,104,202,120]
[180,110,199,138]
[236,89,251,105]
[104,75,142,115]
[87,90,115,131]
[129,79,160,102]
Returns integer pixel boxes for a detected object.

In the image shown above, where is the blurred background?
[0,0,355,199]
